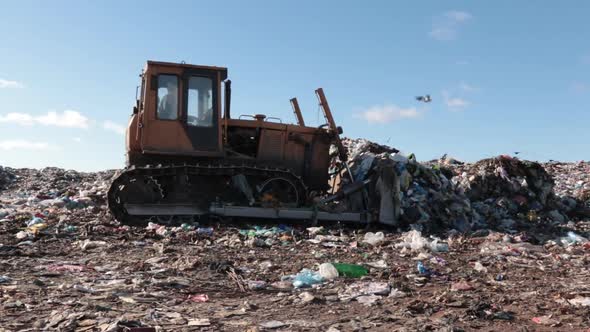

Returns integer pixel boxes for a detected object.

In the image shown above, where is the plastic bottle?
[331,263,368,278]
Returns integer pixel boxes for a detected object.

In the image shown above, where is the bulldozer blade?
[124,204,206,216]
[209,206,365,223]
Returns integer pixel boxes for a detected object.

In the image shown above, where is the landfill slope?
[340,138,589,234]
[1,148,590,331]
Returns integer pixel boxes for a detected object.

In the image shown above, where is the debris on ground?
[1,141,590,330]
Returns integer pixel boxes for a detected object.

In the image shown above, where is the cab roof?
[146,60,228,80]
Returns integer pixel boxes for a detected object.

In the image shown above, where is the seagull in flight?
[416,94,432,103]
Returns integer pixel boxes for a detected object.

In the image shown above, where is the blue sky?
[1,1,588,171]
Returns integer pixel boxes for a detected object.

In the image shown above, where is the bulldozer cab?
[138,61,227,156]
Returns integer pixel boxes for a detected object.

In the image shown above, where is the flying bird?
[416,95,432,103]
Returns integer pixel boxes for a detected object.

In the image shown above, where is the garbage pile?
[336,138,589,234]
[452,156,554,205]
[544,161,590,204]
[449,156,567,232]
[0,166,16,190]
[0,167,115,238]
[337,138,476,233]
[342,138,399,159]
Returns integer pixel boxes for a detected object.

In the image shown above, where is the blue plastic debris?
[292,269,324,288]
[417,261,431,276]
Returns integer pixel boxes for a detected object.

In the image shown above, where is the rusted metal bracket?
[315,88,371,219]
[290,97,305,126]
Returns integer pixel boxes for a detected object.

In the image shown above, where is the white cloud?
[0,140,57,151]
[103,120,126,135]
[0,79,24,89]
[356,104,420,123]
[0,110,89,129]
[430,10,473,41]
[446,97,470,108]
[459,82,479,92]
[443,91,470,111]
[37,111,89,128]
[0,113,35,126]
[445,10,473,22]
[72,137,82,143]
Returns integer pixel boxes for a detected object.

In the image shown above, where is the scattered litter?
[187,294,209,303]
[0,142,589,329]
[318,263,339,280]
[395,230,449,252]
[247,280,267,290]
[473,261,487,273]
[187,318,211,326]
[292,269,324,288]
[260,320,287,329]
[339,281,390,301]
[417,261,430,276]
[78,239,107,251]
[356,294,381,306]
[366,259,388,269]
[451,281,474,292]
[363,232,385,245]
[532,315,560,326]
[568,297,590,307]
[332,263,368,278]
[298,291,315,303]
[559,231,588,246]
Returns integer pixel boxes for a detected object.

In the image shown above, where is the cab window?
[156,75,178,120]
[187,76,213,127]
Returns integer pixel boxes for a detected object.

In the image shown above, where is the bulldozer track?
[107,163,308,226]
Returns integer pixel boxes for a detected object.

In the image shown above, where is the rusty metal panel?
[307,134,331,190]
[126,114,140,154]
[284,131,312,176]
[257,129,285,162]
[284,142,305,175]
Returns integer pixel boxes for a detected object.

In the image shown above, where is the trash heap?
[0,167,115,239]
[544,161,590,204]
[337,138,587,233]
[337,138,480,232]
[342,138,399,158]
[0,166,16,190]
[449,156,567,232]
[452,156,554,205]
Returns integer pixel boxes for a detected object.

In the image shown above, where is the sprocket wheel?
[256,177,299,208]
